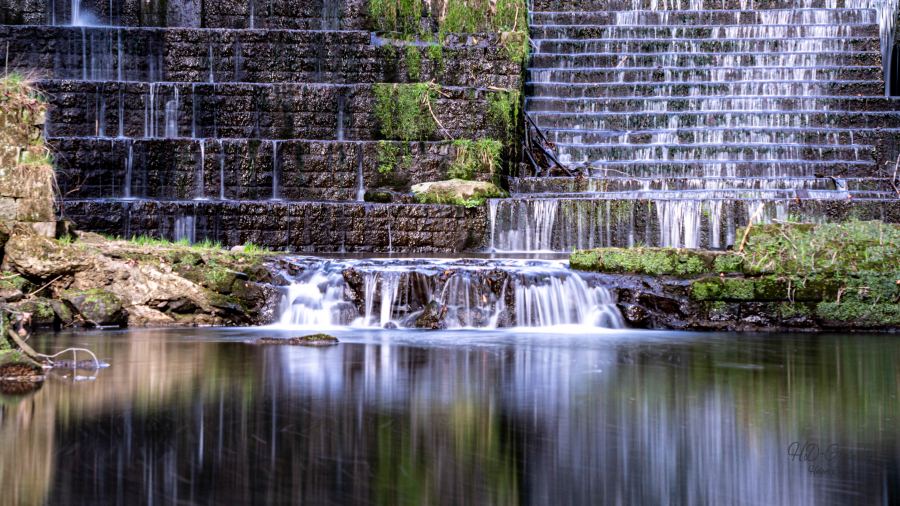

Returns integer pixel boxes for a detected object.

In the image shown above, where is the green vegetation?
[369,0,423,36]
[404,46,422,81]
[570,221,900,328]
[368,0,528,64]
[376,141,412,175]
[448,139,502,181]
[569,248,735,278]
[1,73,49,169]
[374,83,438,141]
[486,89,520,142]
[412,179,507,207]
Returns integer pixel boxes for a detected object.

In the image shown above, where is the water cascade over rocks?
[275,258,625,330]
[491,0,900,252]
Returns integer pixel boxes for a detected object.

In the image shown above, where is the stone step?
[507,176,895,193]
[62,199,485,253]
[529,9,876,25]
[486,196,899,251]
[537,126,898,146]
[38,80,504,141]
[530,110,900,130]
[49,137,468,201]
[0,0,369,30]
[526,96,898,113]
[532,0,870,11]
[553,143,876,164]
[529,51,880,69]
[0,25,517,87]
[534,37,880,54]
[530,23,879,39]
[527,81,885,98]
[572,160,881,178]
[527,67,883,85]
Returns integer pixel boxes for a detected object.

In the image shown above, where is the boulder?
[61,289,126,327]
[257,334,339,346]
[3,230,90,278]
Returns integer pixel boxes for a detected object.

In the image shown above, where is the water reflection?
[1,330,898,505]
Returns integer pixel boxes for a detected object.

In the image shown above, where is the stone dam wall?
[0,0,525,252]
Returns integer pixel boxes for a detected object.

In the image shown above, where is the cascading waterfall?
[275,258,624,330]
[512,0,899,251]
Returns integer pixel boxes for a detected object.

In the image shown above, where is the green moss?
[778,302,812,319]
[0,272,29,292]
[486,89,520,142]
[713,254,744,274]
[448,139,502,181]
[373,83,438,141]
[376,141,412,175]
[405,45,422,81]
[815,301,900,327]
[426,44,444,73]
[691,278,756,301]
[570,248,719,277]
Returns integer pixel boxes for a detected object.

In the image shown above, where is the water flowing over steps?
[494,0,900,251]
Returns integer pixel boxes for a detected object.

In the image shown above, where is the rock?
[411,179,507,207]
[61,289,126,327]
[414,301,447,329]
[257,334,339,346]
[12,298,57,327]
[3,230,91,279]
[49,299,74,325]
[0,272,28,302]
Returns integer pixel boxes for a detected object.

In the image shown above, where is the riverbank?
[570,221,900,332]
[0,225,282,329]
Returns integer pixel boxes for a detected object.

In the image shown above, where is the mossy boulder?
[411,179,507,208]
[61,288,126,327]
[12,297,57,326]
[0,271,29,301]
[570,248,740,278]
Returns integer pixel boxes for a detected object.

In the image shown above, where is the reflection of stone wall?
[63,200,488,252]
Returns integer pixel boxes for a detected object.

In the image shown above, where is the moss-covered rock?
[570,248,731,277]
[412,179,507,208]
[3,230,91,279]
[690,277,756,301]
[61,288,125,327]
[12,297,57,327]
[815,302,900,327]
[0,271,29,301]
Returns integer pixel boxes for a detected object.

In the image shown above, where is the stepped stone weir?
[492,0,900,252]
[0,0,522,253]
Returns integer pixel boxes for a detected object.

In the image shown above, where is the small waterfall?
[336,93,346,141]
[275,258,624,330]
[271,141,280,200]
[355,149,366,202]
[123,141,133,199]
[117,89,125,138]
[196,142,206,199]
[208,45,215,83]
[174,215,196,244]
[219,141,227,200]
[165,87,180,138]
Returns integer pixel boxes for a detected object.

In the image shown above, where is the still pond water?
[1,328,898,505]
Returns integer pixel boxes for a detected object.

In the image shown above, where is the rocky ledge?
[570,221,900,332]
[0,224,285,329]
